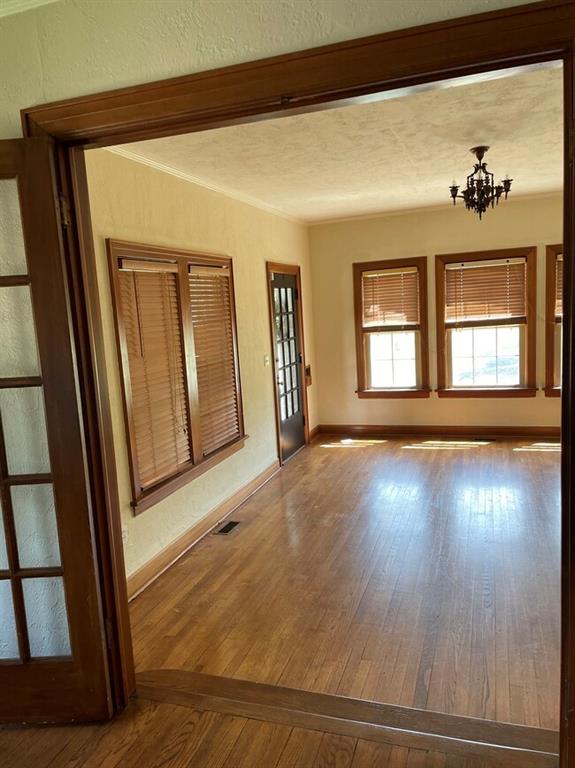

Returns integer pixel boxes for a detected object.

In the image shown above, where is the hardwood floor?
[0,697,534,768]
[130,437,561,730]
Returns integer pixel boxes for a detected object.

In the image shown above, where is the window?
[108,240,244,512]
[435,247,536,397]
[545,244,563,395]
[353,257,429,398]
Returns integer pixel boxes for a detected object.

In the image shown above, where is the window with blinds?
[436,248,536,394]
[189,265,241,456]
[545,245,563,392]
[353,258,429,396]
[118,263,192,491]
[108,241,244,510]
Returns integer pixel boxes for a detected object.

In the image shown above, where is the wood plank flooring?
[0,698,556,768]
[130,437,561,730]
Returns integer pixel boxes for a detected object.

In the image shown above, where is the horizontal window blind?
[445,258,527,325]
[362,266,420,328]
[118,265,191,490]
[556,254,563,319]
[189,265,241,457]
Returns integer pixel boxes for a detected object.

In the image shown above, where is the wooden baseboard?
[308,425,320,441]
[317,424,560,440]
[137,670,558,767]
[126,461,280,600]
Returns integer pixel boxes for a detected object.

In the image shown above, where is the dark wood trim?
[547,243,564,395]
[435,246,537,394]
[316,424,561,440]
[107,239,246,512]
[0,376,42,389]
[21,1,575,148]
[437,387,538,398]
[137,669,558,768]
[358,388,432,399]
[353,256,429,397]
[266,261,310,465]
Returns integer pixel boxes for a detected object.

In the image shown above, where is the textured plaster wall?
[309,195,563,428]
[85,149,316,576]
[1,0,532,139]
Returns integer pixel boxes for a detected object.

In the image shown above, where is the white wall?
[309,195,562,428]
[1,0,532,139]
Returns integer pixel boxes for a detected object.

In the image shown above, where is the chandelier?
[449,146,512,220]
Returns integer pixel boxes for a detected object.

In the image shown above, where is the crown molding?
[0,0,60,18]
[105,147,304,225]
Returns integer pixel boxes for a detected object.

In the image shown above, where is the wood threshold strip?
[136,670,558,768]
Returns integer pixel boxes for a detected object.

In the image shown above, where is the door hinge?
[59,193,72,228]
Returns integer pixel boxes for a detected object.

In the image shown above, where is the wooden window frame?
[107,239,245,513]
[546,243,563,397]
[353,257,430,399]
[435,247,537,398]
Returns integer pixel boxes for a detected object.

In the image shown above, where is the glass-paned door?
[270,271,305,462]
[0,139,111,723]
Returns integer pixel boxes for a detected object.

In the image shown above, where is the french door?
[269,269,306,462]
[0,139,111,722]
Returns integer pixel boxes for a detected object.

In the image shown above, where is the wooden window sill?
[357,389,431,399]
[131,435,247,515]
[544,386,561,397]
[437,388,537,399]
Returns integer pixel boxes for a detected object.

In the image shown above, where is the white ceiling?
[111,65,563,223]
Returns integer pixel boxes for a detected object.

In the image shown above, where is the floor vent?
[215,520,240,535]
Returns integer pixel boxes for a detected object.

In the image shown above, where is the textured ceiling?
[112,65,563,222]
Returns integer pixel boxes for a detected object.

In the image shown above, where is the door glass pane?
[0,287,40,377]
[22,577,71,658]
[0,179,27,276]
[0,499,8,570]
[0,580,19,660]
[12,484,60,568]
[0,387,51,474]
[286,288,293,312]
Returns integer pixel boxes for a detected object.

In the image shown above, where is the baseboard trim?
[126,461,280,600]
[137,670,558,767]
[308,425,320,442]
[317,424,560,440]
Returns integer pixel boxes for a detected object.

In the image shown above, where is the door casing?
[266,262,310,464]
[18,2,575,762]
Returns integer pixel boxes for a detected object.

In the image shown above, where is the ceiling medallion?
[449,146,512,220]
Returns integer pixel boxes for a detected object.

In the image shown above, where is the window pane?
[0,387,51,474]
[555,324,562,388]
[0,581,19,660]
[23,577,71,658]
[0,498,8,570]
[452,357,474,387]
[12,484,61,568]
[473,357,498,386]
[497,325,520,357]
[0,179,27,276]
[392,331,416,360]
[474,327,497,357]
[450,328,473,359]
[368,331,417,389]
[394,360,416,387]
[0,286,40,377]
[497,356,520,386]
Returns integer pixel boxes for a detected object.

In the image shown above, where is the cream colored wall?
[1,0,533,139]
[85,149,316,576]
[309,195,563,428]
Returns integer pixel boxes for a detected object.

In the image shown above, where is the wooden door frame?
[266,262,310,464]
[18,1,575,760]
